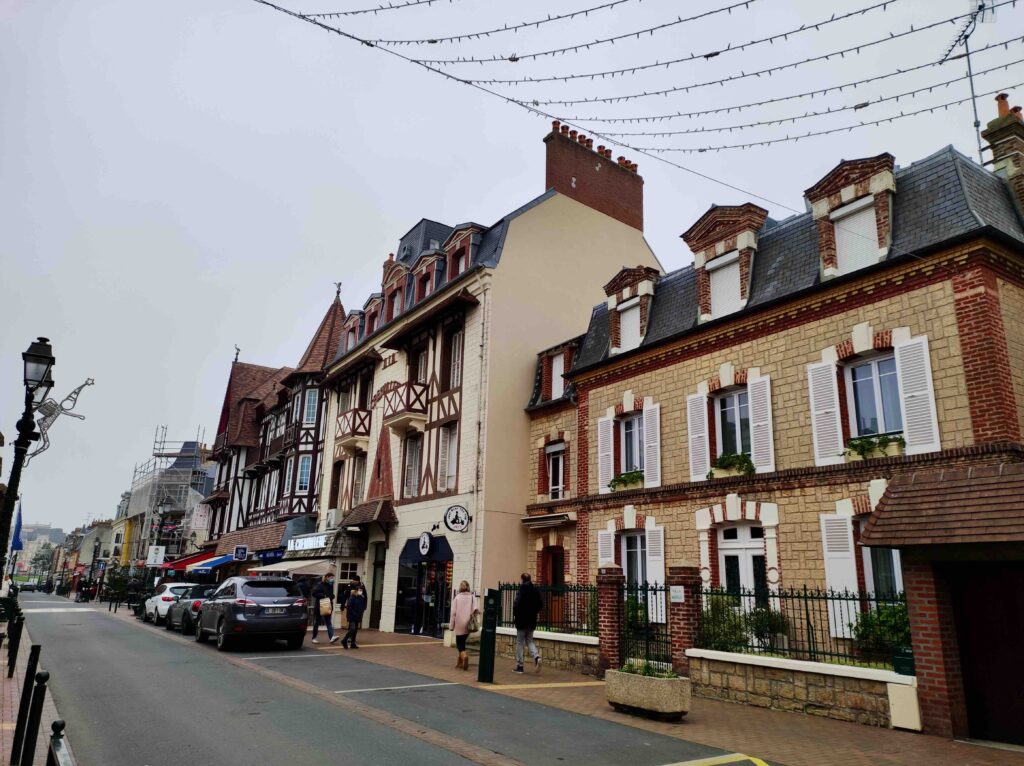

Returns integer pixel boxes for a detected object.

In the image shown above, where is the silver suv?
[195,576,308,651]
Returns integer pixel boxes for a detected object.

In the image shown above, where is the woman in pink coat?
[449,580,477,670]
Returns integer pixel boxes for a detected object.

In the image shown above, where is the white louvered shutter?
[437,426,450,492]
[894,336,940,455]
[597,530,615,566]
[645,526,667,623]
[819,514,858,638]
[834,206,879,275]
[643,402,661,488]
[597,416,614,495]
[807,362,844,466]
[748,375,775,473]
[404,439,421,498]
[687,393,710,482]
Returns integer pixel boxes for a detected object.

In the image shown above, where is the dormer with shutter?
[604,265,660,355]
[804,153,895,279]
[382,253,409,323]
[682,203,768,323]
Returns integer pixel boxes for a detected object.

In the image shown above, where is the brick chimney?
[982,92,1024,214]
[545,121,644,231]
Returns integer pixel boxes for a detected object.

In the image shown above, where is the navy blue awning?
[399,535,454,564]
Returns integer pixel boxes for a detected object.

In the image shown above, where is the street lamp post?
[0,338,54,575]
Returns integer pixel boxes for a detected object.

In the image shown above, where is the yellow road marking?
[486,681,606,690]
[660,754,769,766]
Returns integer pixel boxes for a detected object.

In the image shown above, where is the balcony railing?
[382,382,428,431]
[284,421,300,446]
[261,434,286,462]
[336,408,371,451]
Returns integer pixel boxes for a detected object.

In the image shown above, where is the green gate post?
[476,588,499,684]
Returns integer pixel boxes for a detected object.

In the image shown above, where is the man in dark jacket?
[341,585,367,649]
[512,573,543,674]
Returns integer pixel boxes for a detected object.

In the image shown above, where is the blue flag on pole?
[11,499,24,551]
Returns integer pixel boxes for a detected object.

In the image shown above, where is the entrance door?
[950,562,1024,745]
[369,542,386,630]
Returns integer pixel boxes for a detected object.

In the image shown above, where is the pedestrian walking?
[512,572,543,674]
[0,575,12,598]
[310,573,340,644]
[341,585,367,649]
[448,580,477,671]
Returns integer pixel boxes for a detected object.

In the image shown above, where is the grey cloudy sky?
[2,0,1021,531]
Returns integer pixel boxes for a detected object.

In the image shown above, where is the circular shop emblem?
[418,531,433,556]
[444,505,470,533]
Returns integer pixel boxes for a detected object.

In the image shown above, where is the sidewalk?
[1,622,70,766]
[310,629,1024,766]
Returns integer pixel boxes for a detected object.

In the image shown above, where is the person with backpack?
[310,573,340,644]
[341,585,367,649]
[512,572,543,674]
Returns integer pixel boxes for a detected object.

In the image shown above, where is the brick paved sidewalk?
[1,622,73,766]
[310,629,1024,766]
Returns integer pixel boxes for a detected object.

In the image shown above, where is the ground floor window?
[718,523,767,598]
[336,561,358,582]
[621,531,647,586]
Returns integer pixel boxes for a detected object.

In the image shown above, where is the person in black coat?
[310,574,340,644]
[341,585,367,649]
[512,573,543,674]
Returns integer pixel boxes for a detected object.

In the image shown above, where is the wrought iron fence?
[620,582,672,668]
[695,585,912,672]
[497,583,599,636]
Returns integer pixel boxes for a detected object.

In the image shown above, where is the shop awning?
[399,534,454,564]
[521,512,577,529]
[342,499,397,528]
[161,550,215,571]
[186,554,235,574]
[248,559,335,577]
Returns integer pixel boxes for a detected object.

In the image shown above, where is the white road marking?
[245,653,340,661]
[334,683,457,694]
[20,608,95,613]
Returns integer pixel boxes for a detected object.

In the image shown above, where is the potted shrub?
[606,662,691,721]
[707,452,755,479]
[608,470,644,492]
[843,435,905,462]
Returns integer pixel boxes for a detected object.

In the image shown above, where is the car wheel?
[165,612,176,631]
[215,620,233,652]
[286,634,304,650]
[154,609,164,626]
[142,606,152,623]
[195,616,209,643]
[181,614,192,634]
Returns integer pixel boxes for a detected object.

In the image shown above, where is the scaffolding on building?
[126,426,210,568]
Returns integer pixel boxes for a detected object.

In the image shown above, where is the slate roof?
[862,463,1024,547]
[572,145,1024,372]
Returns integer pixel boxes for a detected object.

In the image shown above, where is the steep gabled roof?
[291,295,346,378]
[216,361,279,443]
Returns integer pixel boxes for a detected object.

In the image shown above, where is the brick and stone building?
[523,95,1024,741]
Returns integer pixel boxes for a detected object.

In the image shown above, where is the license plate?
[264,607,285,615]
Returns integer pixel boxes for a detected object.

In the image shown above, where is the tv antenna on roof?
[940,2,991,163]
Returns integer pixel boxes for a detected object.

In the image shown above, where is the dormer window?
[367,312,378,334]
[346,329,356,351]
[832,196,880,276]
[618,298,642,351]
[418,273,432,301]
[388,290,402,321]
[450,249,466,280]
[550,353,565,399]
[708,249,744,319]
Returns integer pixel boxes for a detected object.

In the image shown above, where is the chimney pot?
[560,125,570,136]
[597,145,605,154]
[552,120,561,132]
[605,149,613,159]
[578,133,587,144]
[1013,106,1023,122]
[996,93,1010,118]
[569,130,578,140]
[586,138,594,149]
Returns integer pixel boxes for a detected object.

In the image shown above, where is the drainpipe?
[471,269,491,600]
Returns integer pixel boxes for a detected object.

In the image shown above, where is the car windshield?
[169,586,191,596]
[241,581,299,598]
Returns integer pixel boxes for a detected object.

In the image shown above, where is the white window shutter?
[894,335,941,455]
[597,529,615,566]
[819,514,858,638]
[437,426,450,492]
[687,393,710,482]
[748,375,775,473]
[807,362,844,466]
[597,416,614,495]
[645,526,667,623]
[834,205,879,275]
[643,402,661,488]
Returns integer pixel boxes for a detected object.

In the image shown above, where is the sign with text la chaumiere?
[287,534,327,552]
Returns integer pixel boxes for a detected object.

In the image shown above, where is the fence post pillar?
[596,565,624,676]
[667,565,701,676]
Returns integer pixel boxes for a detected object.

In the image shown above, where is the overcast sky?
[2,0,1021,532]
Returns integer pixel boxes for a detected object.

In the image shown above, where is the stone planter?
[611,478,644,492]
[844,442,905,462]
[710,466,747,479]
[605,670,691,722]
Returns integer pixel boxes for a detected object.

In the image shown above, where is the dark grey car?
[165,584,216,634]
[195,577,307,651]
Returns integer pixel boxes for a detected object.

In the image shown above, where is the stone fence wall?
[496,629,600,675]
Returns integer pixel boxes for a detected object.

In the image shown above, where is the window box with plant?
[707,452,755,480]
[842,434,905,462]
[606,663,690,721]
[608,470,645,492]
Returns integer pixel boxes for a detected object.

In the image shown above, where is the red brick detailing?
[874,192,892,250]
[537,447,548,496]
[546,128,643,230]
[707,375,722,393]
[597,566,626,673]
[576,389,590,497]
[603,265,659,297]
[562,346,574,373]
[681,203,768,257]
[817,218,838,271]
[639,294,651,338]
[952,265,1021,443]
[981,95,1024,212]
[738,248,753,300]
[633,395,644,411]
[708,532,720,587]
[874,330,892,349]
[697,268,711,317]
[851,522,868,594]
[835,339,855,361]
[706,368,749,394]
[706,398,718,459]
[804,153,895,202]
[851,495,872,515]
[613,403,624,416]
[836,365,852,444]
[575,508,590,584]
[667,566,702,675]
[609,308,621,350]
[903,562,968,738]
[734,369,749,386]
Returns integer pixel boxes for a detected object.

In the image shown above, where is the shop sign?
[233,545,249,561]
[443,505,471,533]
[145,545,166,567]
[670,585,685,603]
[287,533,327,552]
[418,531,433,556]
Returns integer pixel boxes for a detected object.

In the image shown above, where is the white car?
[144,582,198,625]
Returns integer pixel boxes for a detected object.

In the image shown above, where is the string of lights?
[627,82,1022,153]
[477,0,1017,87]
[306,0,460,17]
[559,36,1023,123]
[408,0,759,63]
[594,59,1023,136]
[363,0,648,46]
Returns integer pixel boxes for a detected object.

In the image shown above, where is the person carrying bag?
[449,580,478,671]
[310,573,340,644]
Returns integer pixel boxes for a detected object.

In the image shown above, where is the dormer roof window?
[618,298,642,351]
[831,196,881,276]
[707,249,744,319]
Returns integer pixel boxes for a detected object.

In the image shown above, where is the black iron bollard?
[18,671,49,766]
[10,644,41,765]
[45,720,72,766]
[7,618,25,678]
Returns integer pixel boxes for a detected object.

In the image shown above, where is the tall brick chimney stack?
[544,121,644,231]
[981,92,1024,213]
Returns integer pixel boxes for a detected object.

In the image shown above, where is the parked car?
[19,582,37,592]
[144,582,197,625]
[195,576,307,651]
[165,584,216,633]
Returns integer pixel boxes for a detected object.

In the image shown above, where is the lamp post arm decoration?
[23,378,95,468]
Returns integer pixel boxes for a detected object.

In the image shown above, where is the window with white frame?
[858,520,903,596]
[352,454,366,504]
[708,250,743,319]
[620,413,645,473]
[337,561,359,581]
[621,531,647,586]
[346,329,356,351]
[303,389,318,425]
[832,197,879,276]
[618,299,642,351]
[413,348,429,384]
[550,353,565,399]
[448,329,464,389]
[296,455,312,492]
[283,456,295,495]
[339,387,353,413]
[716,389,751,456]
[845,355,902,436]
[546,443,565,500]
[438,422,458,492]
[718,524,767,596]
[403,435,422,499]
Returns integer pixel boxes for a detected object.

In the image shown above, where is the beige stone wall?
[998,278,1024,439]
[690,657,891,727]
[584,279,970,495]
[496,632,600,675]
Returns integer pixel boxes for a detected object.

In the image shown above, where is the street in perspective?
[2,1,1024,764]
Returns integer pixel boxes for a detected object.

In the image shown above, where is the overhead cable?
[306,0,460,17]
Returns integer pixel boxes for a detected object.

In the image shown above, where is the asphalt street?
[19,593,756,766]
